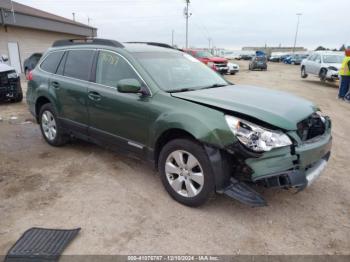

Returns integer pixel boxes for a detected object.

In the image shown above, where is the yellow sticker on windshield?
[100,52,119,65]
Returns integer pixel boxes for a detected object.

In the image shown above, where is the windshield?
[323,54,344,63]
[134,52,228,92]
[194,51,213,58]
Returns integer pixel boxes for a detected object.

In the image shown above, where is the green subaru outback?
[26,39,332,207]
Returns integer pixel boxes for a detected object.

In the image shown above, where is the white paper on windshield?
[183,53,200,63]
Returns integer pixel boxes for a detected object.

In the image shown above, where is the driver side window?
[96,51,139,88]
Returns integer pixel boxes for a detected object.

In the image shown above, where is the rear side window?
[40,51,64,73]
[64,50,95,81]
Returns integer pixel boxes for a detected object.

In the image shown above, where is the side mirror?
[117,78,142,93]
[1,55,8,62]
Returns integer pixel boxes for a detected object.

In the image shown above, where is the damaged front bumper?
[0,77,22,101]
[210,117,332,207]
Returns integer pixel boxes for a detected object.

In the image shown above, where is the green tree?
[315,46,327,51]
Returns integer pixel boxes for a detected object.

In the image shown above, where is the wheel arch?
[154,128,196,169]
[35,96,54,122]
[319,67,328,75]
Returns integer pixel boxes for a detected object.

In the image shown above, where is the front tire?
[39,103,67,146]
[319,68,327,82]
[158,139,215,207]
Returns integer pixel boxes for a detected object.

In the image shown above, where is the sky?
[15,0,350,50]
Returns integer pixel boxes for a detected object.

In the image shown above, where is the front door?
[87,50,152,152]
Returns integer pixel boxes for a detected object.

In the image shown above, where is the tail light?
[27,70,33,81]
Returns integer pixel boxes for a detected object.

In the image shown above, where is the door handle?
[88,91,102,101]
[51,81,60,89]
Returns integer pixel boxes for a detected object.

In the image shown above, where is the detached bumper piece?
[5,227,80,262]
[224,178,267,207]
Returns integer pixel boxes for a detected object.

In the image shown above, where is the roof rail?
[126,42,176,50]
[52,38,124,48]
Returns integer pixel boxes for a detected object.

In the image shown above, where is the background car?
[301,51,344,82]
[284,54,308,65]
[184,49,228,74]
[249,55,267,70]
[24,53,42,76]
[240,54,253,60]
[227,62,240,75]
[269,55,281,62]
[0,55,23,103]
[280,54,292,63]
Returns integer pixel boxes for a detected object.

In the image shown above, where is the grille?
[0,71,9,86]
[214,62,227,67]
[297,113,326,141]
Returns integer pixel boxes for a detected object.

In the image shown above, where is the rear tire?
[158,138,215,207]
[39,103,68,146]
[301,66,308,78]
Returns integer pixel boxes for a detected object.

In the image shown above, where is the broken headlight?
[225,115,292,152]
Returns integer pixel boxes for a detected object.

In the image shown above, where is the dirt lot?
[0,61,349,255]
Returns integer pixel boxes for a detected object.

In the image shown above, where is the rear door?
[49,49,95,137]
[303,54,315,74]
[87,50,152,153]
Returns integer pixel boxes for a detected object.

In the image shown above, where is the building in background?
[242,46,307,56]
[0,0,97,73]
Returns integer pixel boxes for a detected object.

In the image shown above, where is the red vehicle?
[184,49,228,74]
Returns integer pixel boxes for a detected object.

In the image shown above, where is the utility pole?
[208,38,211,51]
[184,0,191,48]
[172,30,175,46]
[10,0,16,23]
[293,13,302,53]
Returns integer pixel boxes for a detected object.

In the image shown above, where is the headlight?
[207,62,216,69]
[225,115,292,152]
[328,66,338,71]
[315,111,327,123]
[7,72,19,79]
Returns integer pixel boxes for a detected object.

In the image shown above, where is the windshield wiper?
[167,88,195,93]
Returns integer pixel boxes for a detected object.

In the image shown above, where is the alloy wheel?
[165,150,204,198]
[41,110,57,141]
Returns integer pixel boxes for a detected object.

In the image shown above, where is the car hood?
[208,57,227,63]
[0,62,15,73]
[324,63,341,70]
[171,85,317,130]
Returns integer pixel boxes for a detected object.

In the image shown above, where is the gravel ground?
[0,61,349,255]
